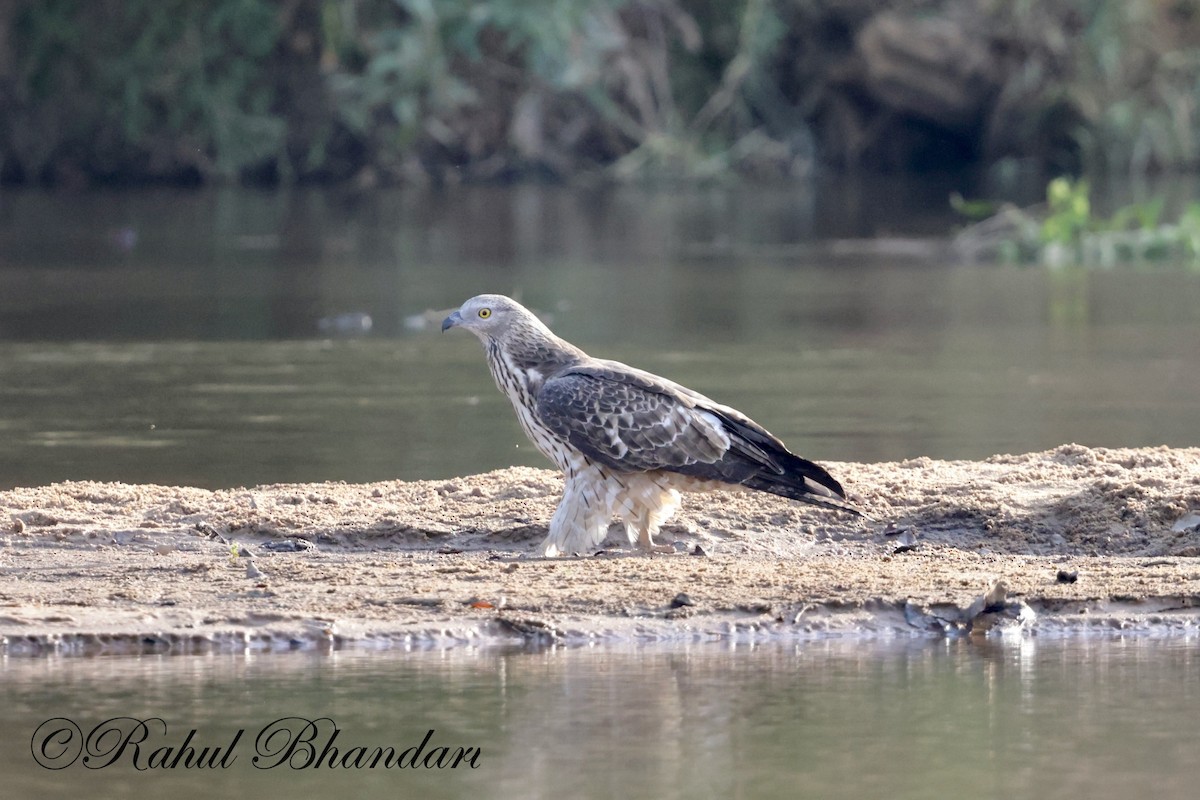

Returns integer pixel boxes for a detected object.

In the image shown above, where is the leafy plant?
[955,177,1200,267]
[1040,177,1091,246]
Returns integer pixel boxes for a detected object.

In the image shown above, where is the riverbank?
[2,444,1198,655]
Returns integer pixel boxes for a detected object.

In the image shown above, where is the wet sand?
[2,444,1199,655]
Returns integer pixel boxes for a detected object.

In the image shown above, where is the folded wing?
[535,363,862,515]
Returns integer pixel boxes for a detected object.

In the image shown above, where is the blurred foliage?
[322,0,633,177]
[1041,176,1093,247]
[2,0,1200,184]
[1,0,803,183]
[1070,1,1200,173]
[954,177,1200,266]
[319,0,800,181]
[5,0,285,181]
[979,0,1200,174]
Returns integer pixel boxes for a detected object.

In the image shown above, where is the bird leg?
[616,482,682,554]
[542,475,614,557]
[626,517,675,555]
[641,539,677,555]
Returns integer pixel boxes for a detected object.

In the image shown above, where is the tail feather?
[743,472,869,518]
[741,450,869,519]
[689,407,868,518]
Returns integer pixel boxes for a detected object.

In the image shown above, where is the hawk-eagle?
[443,294,865,556]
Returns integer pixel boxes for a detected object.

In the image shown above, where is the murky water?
[1,184,1199,488]
[1,638,1198,799]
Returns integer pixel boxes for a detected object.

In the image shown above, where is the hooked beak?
[441,310,463,333]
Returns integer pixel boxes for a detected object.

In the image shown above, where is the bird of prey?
[443,294,865,556]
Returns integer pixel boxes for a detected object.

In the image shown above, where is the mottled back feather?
[535,361,858,513]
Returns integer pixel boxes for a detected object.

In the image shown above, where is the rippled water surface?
[2,638,1199,800]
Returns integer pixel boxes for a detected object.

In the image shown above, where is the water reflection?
[1,637,1198,799]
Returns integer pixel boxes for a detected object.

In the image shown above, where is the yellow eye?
[478,308,492,319]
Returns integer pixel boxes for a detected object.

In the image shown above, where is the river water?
[3,638,1199,800]
[2,182,1199,797]
[0,182,1198,488]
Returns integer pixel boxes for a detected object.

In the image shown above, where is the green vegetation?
[7,1,286,181]
[324,0,792,180]
[954,177,1200,266]
[2,0,1200,185]
[1067,2,1200,173]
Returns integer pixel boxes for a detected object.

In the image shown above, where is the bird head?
[442,294,538,341]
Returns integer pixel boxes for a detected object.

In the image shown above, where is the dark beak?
[441,311,462,333]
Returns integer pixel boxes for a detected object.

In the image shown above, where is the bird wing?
[535,360,855,508]
[534,365,734,473]
[535,360,795,474]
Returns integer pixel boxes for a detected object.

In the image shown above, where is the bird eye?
[478,308,492,319]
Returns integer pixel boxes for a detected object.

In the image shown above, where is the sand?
[2,444,1199,655]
